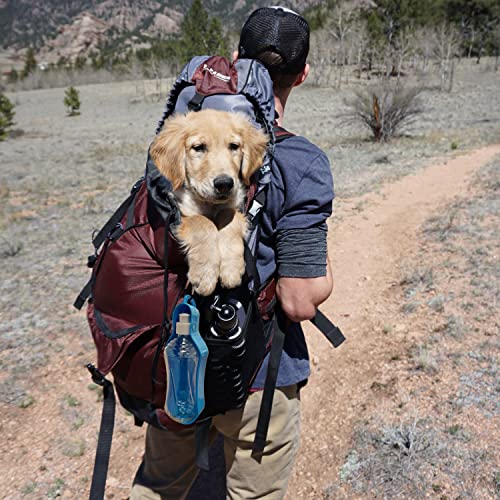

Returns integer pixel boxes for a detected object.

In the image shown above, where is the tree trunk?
[447,57,455,93]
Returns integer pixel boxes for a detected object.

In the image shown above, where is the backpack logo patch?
[202,63,230,82]
[192,55,238,96]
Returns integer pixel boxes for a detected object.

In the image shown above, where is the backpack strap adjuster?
[87,363,107,387]
[188,92,205,112]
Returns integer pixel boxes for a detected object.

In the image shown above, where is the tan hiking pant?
[130,385,301,500]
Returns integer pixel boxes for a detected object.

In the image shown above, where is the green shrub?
[64,86,81,116]
[0,93,15,140]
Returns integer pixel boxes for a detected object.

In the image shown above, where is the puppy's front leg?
[216,210,248,289]
[176,215,220,296]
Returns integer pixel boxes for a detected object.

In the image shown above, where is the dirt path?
[288,144,500,498]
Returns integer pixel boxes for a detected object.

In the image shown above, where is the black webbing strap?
[243,243,261,292]
[74,280,93,310]
[91,178,143,250]
[310,310,346,348]
[251,307,286,459]
[195,419,212,471]
[87,364,116,500]
[73,179,144,311]
[151,212,174,398]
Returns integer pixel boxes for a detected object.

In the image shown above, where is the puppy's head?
[150,109,268,203]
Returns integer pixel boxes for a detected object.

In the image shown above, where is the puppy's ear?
[150,114,188,191]
[239,120,268,185]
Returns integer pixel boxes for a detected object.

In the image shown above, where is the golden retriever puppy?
[150,109,268,296]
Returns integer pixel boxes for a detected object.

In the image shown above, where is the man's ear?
[150,115,187,191]
[294,63,310,87]
[238,119,268,185]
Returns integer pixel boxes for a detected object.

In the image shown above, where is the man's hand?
[275,260,333,323]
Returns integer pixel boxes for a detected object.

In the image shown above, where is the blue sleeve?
[276,146,334,231]
[264,138,334,278]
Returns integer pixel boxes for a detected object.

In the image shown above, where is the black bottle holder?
[196,286,272,419]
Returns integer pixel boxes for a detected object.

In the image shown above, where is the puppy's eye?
[229,143,240,151]
[192,144,207,153]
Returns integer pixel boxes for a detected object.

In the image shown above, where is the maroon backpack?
[78,173,279,431]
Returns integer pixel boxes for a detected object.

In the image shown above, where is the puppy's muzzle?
[214,175,234,197]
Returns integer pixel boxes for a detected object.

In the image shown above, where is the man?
[131,6,334,499]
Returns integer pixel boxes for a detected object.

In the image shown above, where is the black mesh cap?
[239,6,310,75]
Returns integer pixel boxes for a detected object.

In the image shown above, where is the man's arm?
[276,258,333,323]
[271,144,334,322]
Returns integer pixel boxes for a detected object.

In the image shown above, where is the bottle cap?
[178,313,190,323]
[176,321,190,335]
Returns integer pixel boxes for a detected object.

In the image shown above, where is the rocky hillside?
[0,0,323,52]
[0,0,182,50]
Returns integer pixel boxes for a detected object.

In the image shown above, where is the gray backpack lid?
[155,55,276,148]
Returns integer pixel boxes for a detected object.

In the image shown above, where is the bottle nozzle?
[176,313,190,335]
[179,313,190,323]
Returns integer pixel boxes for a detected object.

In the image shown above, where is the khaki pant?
[130,385,301,500]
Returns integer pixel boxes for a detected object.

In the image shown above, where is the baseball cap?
[238,6,310,75]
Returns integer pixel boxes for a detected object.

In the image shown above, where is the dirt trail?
[288,144,500,497]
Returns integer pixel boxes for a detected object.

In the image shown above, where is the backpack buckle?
[108,222,124,241]
[87,254,98,268]
[87,363,107,387]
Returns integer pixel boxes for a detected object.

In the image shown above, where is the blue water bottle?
[164,296,208,425]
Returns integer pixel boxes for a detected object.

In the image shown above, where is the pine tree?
[178,0,229,61]
[444,0,500,58]
[22,48,37,78]
[205,17,229,56]
[74,55,87,70]
[0,93,15,141]
[8,68,19,83]
[64,86,81,116]
[180,0,208,59]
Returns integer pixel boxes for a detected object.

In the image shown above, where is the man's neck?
[274,97,284,126]
[274,88,291,126]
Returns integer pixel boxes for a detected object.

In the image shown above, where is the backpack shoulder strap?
[273,125,295,143]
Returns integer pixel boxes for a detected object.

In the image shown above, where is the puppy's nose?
[214,175,234,195]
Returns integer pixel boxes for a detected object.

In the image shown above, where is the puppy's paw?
[188,265,218,296]
[219,256,245,290]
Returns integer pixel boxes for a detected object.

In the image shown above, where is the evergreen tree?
[205,16,228,55]
[74,55,87,70]
[64,86,81,116]
[0,93,15,141]
[178,0,229,61]
[8,68,18,83]
[303,0,339,30]
[57,56,70,69]
[180,0,208,59]
[22,48,37,78]
[444,0,500,58]
[364,0,414,47]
